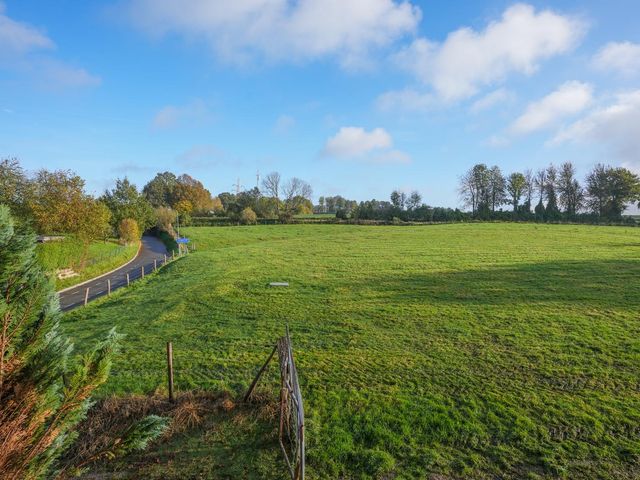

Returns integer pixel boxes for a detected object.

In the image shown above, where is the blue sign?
[176,237,190,244]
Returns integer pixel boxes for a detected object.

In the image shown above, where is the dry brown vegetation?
[58,389,279,478]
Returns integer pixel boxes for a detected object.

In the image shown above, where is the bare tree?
[261,171,281,214]
[282,177,312,216]
[534,169,547,203]
[458,169,477,215]
[523,169,534,210]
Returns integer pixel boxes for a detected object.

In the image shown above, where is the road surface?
[58,235,169,312]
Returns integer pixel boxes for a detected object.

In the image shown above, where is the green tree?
[557,162,583,217]
[142,172,178,208]
[390,190,406,209]
[173,174,214,214]
[506,172,526,215]
[102,178,155,234]
[586,164,640,219]
[28,170,88,234]
[0,158,30,217]
[544,165,561,221]
[488,166,506,214]
[406,191,422,210]
[0,205,117,478]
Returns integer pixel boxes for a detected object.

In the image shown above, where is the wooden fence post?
[141,265,145,279]
[107,279,111,296]
[167,342,175,402]
[154,259,157,271]
[126,273,130,286]
[244,344,278,402]
[172,250,175,261]
[164,254,167,264]
[84,287,90,306]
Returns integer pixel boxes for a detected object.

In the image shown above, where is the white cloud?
[394,3,585,102]
[322,126,410,164]
[0,2,53,55]
[323,127,391,157]
[0,2,99,88]
[375,88,435,111]
[510,81,593,135]
[552,90,640,169]
[152,100,211,129]
[39,60,101,88]
[593,42,640,77]
[124,0,421,69]
[470,88,514,113]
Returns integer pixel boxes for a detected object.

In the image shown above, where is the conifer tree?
[0,204,157,479]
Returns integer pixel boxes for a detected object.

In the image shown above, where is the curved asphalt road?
[58,235,169,312]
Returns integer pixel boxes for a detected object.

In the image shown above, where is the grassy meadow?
[62,223,640,479]
[37,237,139,289]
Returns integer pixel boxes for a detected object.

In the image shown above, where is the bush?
[278,211,294,224]
[335,208,349,220]
[155,207,176,237]
[118,218,139,245]
[240,207,257,225]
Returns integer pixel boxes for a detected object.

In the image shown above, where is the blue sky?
[1,0,639,207]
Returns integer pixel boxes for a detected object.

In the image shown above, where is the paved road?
[58,235,169,312]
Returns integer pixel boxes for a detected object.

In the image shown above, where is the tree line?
[312,190,467,223]
[459,162,640,222]
[0,159,317,240]
[2,157,638,244]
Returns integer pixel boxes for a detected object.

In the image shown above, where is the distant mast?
[233,178,243,194]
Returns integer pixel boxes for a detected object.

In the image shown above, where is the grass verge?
[37,237,139,290]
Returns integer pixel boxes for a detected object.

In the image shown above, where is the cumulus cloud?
[323,127,391,156]
[510,81,593,135]
[0,2,100,88]
[552,90,640,169]
[322,126,410,164]
[470,88,514,113]
[152,99,211,129]
[123,0,421,69]
[391,3,585,102]
[593,42,640,77]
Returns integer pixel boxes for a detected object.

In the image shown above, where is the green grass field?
[37,237,139,290]
[62,224,640,479]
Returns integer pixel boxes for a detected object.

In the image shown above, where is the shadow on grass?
[360,259,640,308]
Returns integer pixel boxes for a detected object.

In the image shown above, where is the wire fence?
[59,243,193,311]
